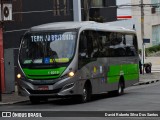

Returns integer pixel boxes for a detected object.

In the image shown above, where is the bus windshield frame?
[19,30,78,68]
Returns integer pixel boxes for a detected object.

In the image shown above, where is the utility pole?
[73,0,81,21]
[141,0,145,74]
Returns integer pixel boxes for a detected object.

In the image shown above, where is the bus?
[17,21,139,104]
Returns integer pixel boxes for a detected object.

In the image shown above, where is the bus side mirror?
[80,52,86,57]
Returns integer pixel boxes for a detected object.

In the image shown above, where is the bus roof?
[30,21,136,34]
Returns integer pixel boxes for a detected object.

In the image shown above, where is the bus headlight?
[17,74,22,79]
[68,71,75,77]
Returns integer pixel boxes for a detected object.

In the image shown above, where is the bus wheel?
[29,96,40,104]
[117,81,124,95]
[80,84,91,103]
[108,81,124,96]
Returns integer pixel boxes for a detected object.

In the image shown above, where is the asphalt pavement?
[1,77,159,120]
[1,76,160,120]
[0,72,160,105]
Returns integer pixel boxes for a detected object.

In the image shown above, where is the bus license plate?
[38,86,49,90]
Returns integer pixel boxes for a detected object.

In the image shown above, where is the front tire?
[29,96,40,104]
[117,81,124,95]
[79,84,91,103]
[108,81,124,96]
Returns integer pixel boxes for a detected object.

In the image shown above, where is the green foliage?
[145,45,160,56]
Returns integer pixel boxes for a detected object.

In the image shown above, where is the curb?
[134,79,160,86]
[0,100,29,106]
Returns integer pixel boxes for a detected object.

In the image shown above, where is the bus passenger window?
[79,33,88,58]
[91,36,99,58]
[125,34,137,56]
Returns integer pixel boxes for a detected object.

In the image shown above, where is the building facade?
[115,0,160,48]
[4,0,117,49]
[131,0,160,48]
[117,0,132,19]
[4,0,73,49]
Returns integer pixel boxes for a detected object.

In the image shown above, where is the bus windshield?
[19,31,77,67]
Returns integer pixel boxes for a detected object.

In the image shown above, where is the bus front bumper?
[17,77,82,97]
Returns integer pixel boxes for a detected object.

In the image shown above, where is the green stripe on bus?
[107,64,139,83]
[23,67,66,79]
[107,76,119,83]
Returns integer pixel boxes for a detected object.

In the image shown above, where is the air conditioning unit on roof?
[0,3,12,21]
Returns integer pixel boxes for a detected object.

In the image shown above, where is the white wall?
[132,0,160,48]
[117,0,132,19]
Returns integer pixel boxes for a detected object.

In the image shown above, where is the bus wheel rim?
[83,88,87,101]
[118,84,122,94]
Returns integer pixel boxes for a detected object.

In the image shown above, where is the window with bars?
[53,0,60,16]
[151,0,160,14]
[152,25,160,45]
[53,0,70,16]
[92,0,104,7]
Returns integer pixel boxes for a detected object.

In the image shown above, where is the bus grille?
[27,88,61,94]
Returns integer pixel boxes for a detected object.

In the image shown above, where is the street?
[0,81,160,120]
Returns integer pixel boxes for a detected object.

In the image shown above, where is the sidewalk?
[136,72,160,85]
[0,73,160,105]
[0,86,29,105]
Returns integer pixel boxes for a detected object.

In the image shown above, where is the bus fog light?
[17,74,22,79]
[68,71,75,77]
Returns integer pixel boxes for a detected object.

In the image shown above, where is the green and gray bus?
[17,21,139,103]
